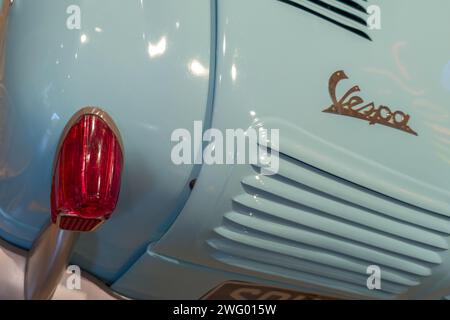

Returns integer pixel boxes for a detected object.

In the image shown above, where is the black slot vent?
[277,0,372,41]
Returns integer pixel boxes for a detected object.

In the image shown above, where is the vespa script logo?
[323,70,418,136]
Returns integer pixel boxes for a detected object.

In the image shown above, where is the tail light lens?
[51,110,124,232]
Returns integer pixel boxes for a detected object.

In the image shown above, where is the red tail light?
[51,108,124,232]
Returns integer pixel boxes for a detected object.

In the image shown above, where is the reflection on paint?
[189,59,208,77]
[231,64,237,82]
[80,34,88,44]
[148,37,167,58]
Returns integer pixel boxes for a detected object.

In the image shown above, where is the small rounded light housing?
[51,110,123,232]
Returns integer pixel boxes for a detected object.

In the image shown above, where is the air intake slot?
[277,0,372,40]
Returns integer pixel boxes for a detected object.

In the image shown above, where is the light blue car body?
[2,0,450,299]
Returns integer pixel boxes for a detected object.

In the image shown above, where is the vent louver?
[208,151,450,298]
[277,0,372,40]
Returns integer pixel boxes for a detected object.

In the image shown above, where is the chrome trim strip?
[0,236,126,300]
[25,224,79,300]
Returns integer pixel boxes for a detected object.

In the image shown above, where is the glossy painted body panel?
[112,245,360,300]
[3,0,450,300]
[117,0,450,299]
[1,0,212,281]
